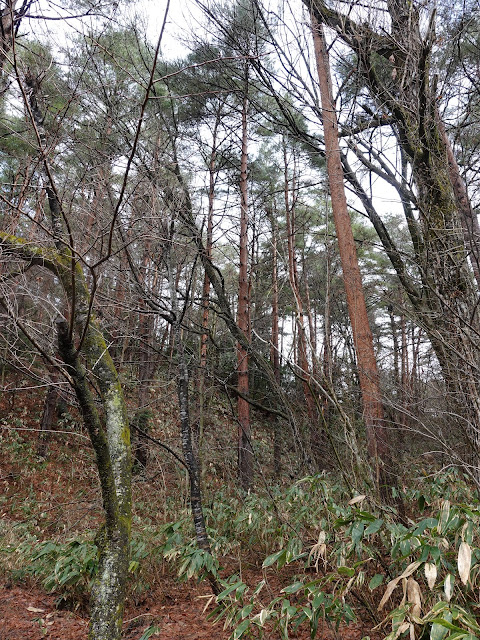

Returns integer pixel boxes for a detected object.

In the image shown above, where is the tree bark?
[237,92,253,491]
[283,142,317,422]
[307,0,480,487]
[36,380,58,458]
[168,249,220,596]
[311,18,390,490]
[198,112,220,457]
[439,119,480,290]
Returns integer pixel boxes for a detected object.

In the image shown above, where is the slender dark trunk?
[36,381,58,458]
[268,208,282,477]
[168,251,220,596]
[198,113,220,457]
[283,142,316,422]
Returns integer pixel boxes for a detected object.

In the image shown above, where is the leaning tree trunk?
[55,263,132,640]
[311,18,391,491]
[307,0,480,487]
[57,320,131,640]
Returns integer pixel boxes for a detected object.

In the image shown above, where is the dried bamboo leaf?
[425,563,437,590]
[378,562,421,611]
[444,574,453,601]
[349,494,366,505]
[458,541,471,585]
[400,577,407,607]
[407,577,422,617]
[378,577,401,611]
[399,561,422,580]
[394,622,410,640]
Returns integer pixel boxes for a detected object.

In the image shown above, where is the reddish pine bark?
[237,93,253,490]
[311,18,390,480]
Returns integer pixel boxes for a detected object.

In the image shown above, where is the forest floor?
[0,577,370,639]
[0,578,229,640]
[0,385,372,640]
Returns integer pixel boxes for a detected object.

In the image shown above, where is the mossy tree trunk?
[0,234,132,640]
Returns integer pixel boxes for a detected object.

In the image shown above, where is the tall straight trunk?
[311,19,390,486]
[198,113,220,452]
[268,208,282,477]
[237,92,253,491]
[302,250,318,379]
[133,242,154,471]
[283,143,327,469]
[283,142,316,422]
[172,152,311,470]
[322,237,333,423]
[309,0,480,489]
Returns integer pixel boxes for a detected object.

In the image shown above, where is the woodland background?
[1,0,480,639]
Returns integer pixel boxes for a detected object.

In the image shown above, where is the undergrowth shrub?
[2,467,479,640]
[154,471,480,640]
[1,533,151,609]
[204,471,480,640]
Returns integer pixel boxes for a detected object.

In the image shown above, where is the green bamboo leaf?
[233,619,251,638]
[281,581,304,594]
[369,574,384,590]
[139,624,160,640]
[365,519,383,536]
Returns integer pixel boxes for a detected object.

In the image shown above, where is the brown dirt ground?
[0,577,372,640]
[0,579,230,640]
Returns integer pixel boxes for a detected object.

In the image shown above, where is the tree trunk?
[0,234,133,640]
[311,18,390,491]
[439,119,480,290]
[308,0,480,489]
[171,156,311,471]
[268,208,282,477]
[283,142,316,421]
[198,113,220,457]
[237,92,253,491]
[168,250,220,596]
[36,381,58,458]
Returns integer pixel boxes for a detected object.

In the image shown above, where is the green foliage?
[148,472,480,640]
[138,624,161,640]
[3,469,480,639]
[3,532,150,608]
[18,538,98,607]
